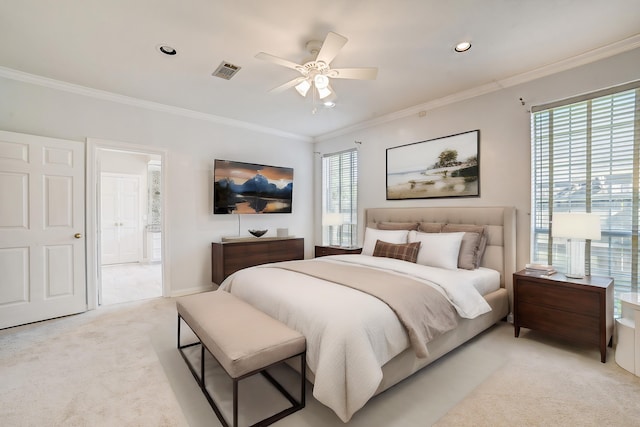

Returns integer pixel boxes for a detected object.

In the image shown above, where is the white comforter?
[219,255,492,422]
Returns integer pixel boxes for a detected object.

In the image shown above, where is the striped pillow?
[372,240,421,263]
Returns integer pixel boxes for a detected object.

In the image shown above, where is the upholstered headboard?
[365,207,516,294]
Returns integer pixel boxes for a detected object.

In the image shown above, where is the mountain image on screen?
[213,160,293,214]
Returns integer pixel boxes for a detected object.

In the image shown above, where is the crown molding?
[314,34,640,142]
[2,32,638,145]
[0,66,312,143]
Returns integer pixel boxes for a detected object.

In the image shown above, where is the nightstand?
[314,245,362,257]
[513,269,614,363]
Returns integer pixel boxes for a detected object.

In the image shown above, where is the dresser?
[513,270,614,362]
[211,237,304,284]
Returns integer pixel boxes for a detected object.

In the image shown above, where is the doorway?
[96,148,164,306]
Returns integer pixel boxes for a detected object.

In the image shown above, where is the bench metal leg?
[233,380,239,427]
[176,314,306,427]
[178,314,229,426]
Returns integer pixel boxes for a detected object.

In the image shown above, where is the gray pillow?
[442,224,486,270]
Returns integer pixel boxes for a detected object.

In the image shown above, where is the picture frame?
[386,130,480,200]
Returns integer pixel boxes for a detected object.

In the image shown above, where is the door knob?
[74,233,82,239]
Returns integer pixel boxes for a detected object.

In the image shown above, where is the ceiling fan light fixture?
[295,79,311,97]
[454,41,472,53]
[317,86,332,99]
[314,74,330,89]
[256,31,379,106]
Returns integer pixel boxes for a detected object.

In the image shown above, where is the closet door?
[100,173,141,265]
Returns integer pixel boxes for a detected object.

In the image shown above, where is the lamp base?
[565,238,586,279]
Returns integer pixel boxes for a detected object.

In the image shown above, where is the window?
[531,81,640,311]
[322,149,358,246]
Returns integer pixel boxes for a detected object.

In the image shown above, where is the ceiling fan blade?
[330,67,378,80]
[316,32,348,64]
[255,52,302,70]
[269,76,307,93]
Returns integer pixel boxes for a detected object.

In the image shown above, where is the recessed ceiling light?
[454,41,472,53]
[158,45,177,56]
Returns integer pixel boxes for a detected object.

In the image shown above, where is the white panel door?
[99,175,119,265]
[0,130,86,329]
[100,173,140,265]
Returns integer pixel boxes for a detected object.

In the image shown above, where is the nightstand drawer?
[518,279,599,317]
[518,302,600,344]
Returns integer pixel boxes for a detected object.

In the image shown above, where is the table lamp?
[322,213,344,245]
[552,212,601,278]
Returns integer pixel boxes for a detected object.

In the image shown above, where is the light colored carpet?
[435,329,640,427]
[0,298,187,427]
[101,263,163,306]
[1,296,639,426]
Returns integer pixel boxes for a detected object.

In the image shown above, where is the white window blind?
[322,149,358,246]
[531,82,640,311]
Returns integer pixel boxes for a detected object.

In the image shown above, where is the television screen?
[213,159,293,214]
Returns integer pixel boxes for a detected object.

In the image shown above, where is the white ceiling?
[1,0,639,141]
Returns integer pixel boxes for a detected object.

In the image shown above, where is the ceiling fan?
[255,32,378,105]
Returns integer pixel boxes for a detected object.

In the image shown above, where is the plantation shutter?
[531,81,640,311]
[322,149,358,246]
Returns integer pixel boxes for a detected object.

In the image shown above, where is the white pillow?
[362,227,409,256]
[408,231,465,269]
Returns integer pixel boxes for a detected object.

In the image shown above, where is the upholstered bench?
[177,290,306,427]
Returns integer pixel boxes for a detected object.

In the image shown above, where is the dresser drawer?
[517,279,600,317]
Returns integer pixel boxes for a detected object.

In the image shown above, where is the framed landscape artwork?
[386,130,480,200]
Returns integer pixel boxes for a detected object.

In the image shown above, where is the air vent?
[212,61,241,80]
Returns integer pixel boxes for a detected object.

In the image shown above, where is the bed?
[219,206,516,422]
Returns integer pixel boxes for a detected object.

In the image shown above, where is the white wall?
[0,77,314,296]
[314,48,640,270]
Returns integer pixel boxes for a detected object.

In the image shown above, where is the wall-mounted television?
[213,159,293,214]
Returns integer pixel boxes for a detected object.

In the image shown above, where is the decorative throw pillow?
[475,233,489,268]
[373,240,421,263]
[442,224,487,270]
[455,232,482,270]
[376,221,420,231]
[362,227,409,256]
[418,222,444,233]
[408,231,465,269]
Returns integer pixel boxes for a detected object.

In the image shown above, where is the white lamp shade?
[322,213,343,226]
[552,212,601,240]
